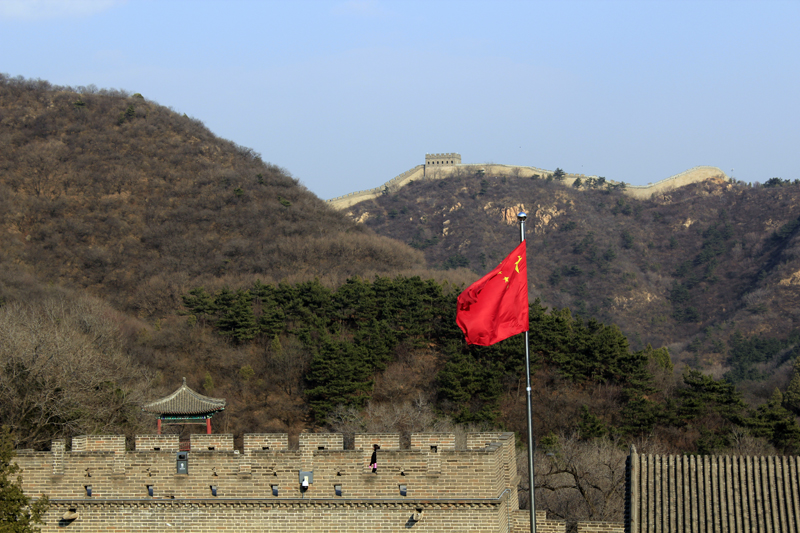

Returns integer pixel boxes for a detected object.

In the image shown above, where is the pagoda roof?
[142,378,226,416]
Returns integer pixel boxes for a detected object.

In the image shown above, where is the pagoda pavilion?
[142,377,226,435]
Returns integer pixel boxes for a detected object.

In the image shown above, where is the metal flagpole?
[518,211,536,533]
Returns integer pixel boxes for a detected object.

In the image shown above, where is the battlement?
[13,431,625,532]
[15,432,530,532]
[17,432,518,499]
[71,435,126,453]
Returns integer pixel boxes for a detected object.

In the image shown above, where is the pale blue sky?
[1,0,797,199]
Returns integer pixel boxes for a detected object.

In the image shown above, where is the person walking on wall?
[370,444,380,473]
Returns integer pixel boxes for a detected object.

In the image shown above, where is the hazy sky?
[1,0,797,199]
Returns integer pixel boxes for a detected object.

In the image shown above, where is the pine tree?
[747,388,800,453]
[783,358,800,415]
[578,405,608,440]
[305,336,373,419]
[0,428,48,532]
[181,287,217,326]
[215,289,258,343]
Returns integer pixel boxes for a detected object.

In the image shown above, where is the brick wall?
[513,510,566,533]
[244,433,289,453]
[135,435,179,452]
[71,435,125,453]
[40,500,508,532]
[576,521,624,533]
[190,433,234,451]
[13,432,607,532]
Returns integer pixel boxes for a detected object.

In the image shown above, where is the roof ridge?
[142,377,226,415]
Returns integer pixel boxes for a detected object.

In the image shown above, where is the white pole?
[518,211,536,533]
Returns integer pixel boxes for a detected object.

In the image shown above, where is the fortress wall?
[300,432,344,451]
[244,433,289,453]
[576,522,624,533]
[14,431,605,532]
[327,160,730,212]
[514,510,566,533]
[326,165,425,210]
[15,432,519,502]
[410,432,456,451]
[299,433,344,471]
[468,432,517,489]
[135,435,179,452]
[355,434,402,474]
[39,500,508,533]
[354,434,401,451]
[71,435,125,453]
[191,433,234,451]
[622,166,729,199]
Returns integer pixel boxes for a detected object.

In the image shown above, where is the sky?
[1,0,798,200]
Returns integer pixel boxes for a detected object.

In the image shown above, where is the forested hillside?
[0,74,463,445]
[0,74,429,316]
[346,169,800,401]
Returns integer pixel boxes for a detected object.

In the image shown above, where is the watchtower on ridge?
[425,152,461,167]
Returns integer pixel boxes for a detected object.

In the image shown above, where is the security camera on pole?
[455,211,536,533]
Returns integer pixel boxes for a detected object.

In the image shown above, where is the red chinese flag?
[456,241,529,346]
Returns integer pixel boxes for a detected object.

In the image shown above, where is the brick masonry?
[15,432,619,532]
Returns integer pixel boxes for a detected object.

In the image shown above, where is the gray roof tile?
[142,377,226,415]
[626,446,800,532]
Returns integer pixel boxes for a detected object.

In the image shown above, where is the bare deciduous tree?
[0,295,151,449]
[520,434,627,532]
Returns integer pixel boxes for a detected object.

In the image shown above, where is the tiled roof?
[142,378,226,415]
[626,446,800,533]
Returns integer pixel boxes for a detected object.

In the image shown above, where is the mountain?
[0,74,427,317]
[343,167,800,397]
[4,73,800,460]
[0,74,451,448]
[5,73,800,530]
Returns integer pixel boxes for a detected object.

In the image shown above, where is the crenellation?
[410,432,456,451]
[299,432,344,452]
[135,434,179,452]
[425,152,461,164]
[15,431,547,532]
[71,435,125,453]
[244,433,288,453]
[354,433,400,451]
[190,433,234,451]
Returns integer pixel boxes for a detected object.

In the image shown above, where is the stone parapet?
[577,521,624,532]
[15,431,527,531]
[190,433,234,452]
[410,433,456,452]
[135,435,179,452]
[71,436,125,453]
[244,433,288,453]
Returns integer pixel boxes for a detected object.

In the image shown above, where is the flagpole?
[518,211,536,533]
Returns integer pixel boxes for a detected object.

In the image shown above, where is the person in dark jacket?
[370,444,380,473]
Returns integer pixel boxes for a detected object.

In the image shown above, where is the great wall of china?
[13,431,622,533]
[325,153,730,210]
